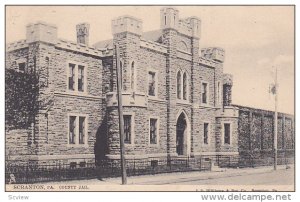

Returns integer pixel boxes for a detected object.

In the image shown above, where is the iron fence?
[5,155,294,184]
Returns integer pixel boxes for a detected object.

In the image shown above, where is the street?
[45,165,294,186]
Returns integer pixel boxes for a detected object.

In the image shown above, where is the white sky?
[6,6,294,114]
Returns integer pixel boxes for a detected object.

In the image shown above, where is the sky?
[5,6,295,114]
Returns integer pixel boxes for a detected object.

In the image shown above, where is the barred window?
[124,115,132,144]
[204,123,209,144]
[69,116,76,144]
[69,115,87,145]
[224,123,231,144]
[78,65,84,92]
[68,63,75,91]
[131,61,135,90]
[79,117,86,144]
[150,118,158,144]
[177,71,181,99]
[148,71,156,96]
[202,82,208,104]
[18,62,26,72]
[183,72,187,100]
[67,62,86,92]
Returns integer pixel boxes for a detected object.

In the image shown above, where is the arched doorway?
[176,112,189,156]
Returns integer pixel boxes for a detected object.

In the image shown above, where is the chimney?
[76,23,90,46]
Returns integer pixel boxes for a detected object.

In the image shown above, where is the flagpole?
[274,66,278,171]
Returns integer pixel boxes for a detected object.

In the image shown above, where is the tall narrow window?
[224,123,231,144]
[217,82,220,105]
[183,72,187,100]
[45,57,49,86]
[148,71,156,96]
[131,61,135,90]
[78,65,84,92]
[177,71,181,99]
[123,115,132,144]
[79,117,85,144]
[69,116,76,144]
[69,63,75,91]
[120,61,123,89]
[150,118,158,144]
[204,123,209,144]
[202,82,208,104]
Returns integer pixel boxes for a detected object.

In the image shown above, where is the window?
[217,82,220,105]
[67,62,86,92]
[204,123,209,144]
[120,61,123,89]
[148,71,156,96]
[183,72,187,100]
[202,82,208,104]
[68,115,87,145]
[224,123,231,144]
[177,70,189,101]
[68,63,75,91]
[177,71,181,99]
[18,62,26,72]
[150,118,158,144]
[69,116,76,144]
[78,65,84,92]
[131,61,135,90]
[79,117,86,144]
[123,115,132,144]
[45,57,50,87]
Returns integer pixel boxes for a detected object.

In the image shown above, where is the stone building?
[5,7,294,166]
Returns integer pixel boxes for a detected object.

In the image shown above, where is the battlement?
[201,47,225,63]
[223,74,233,86]
[57,39,113,57]
[26,21,57,44]
[111,15,143,36]
[160,7,201,38]
[160,7,179,30]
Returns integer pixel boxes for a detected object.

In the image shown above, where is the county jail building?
[5,7,294,167]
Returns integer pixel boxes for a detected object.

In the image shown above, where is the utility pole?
[274,66,278,171]
[115,43,127,184]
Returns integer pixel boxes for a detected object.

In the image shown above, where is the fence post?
[133,158,136,176]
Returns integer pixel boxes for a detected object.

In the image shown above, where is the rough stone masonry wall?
[236,105,294,159]
[36,45,104,163]
[5,47,38,161]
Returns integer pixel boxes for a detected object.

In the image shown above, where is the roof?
[93,39,113,49]
[93,29,163,49]
[142,30,162,42]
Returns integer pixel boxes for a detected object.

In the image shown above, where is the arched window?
[131,61,135,91]
[177,71,182,99]
[178,41,188,52]
[183,72,187,100]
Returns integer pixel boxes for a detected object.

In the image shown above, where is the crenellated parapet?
[160,7,201,38]
[111,15,143,36]
[201,47,225,63]
[57,39,113,57]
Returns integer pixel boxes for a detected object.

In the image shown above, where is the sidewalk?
[48,164,293,185]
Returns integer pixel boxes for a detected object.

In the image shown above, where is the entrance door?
[176,113,187,156]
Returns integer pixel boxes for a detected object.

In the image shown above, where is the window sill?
[67,144,89,148]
